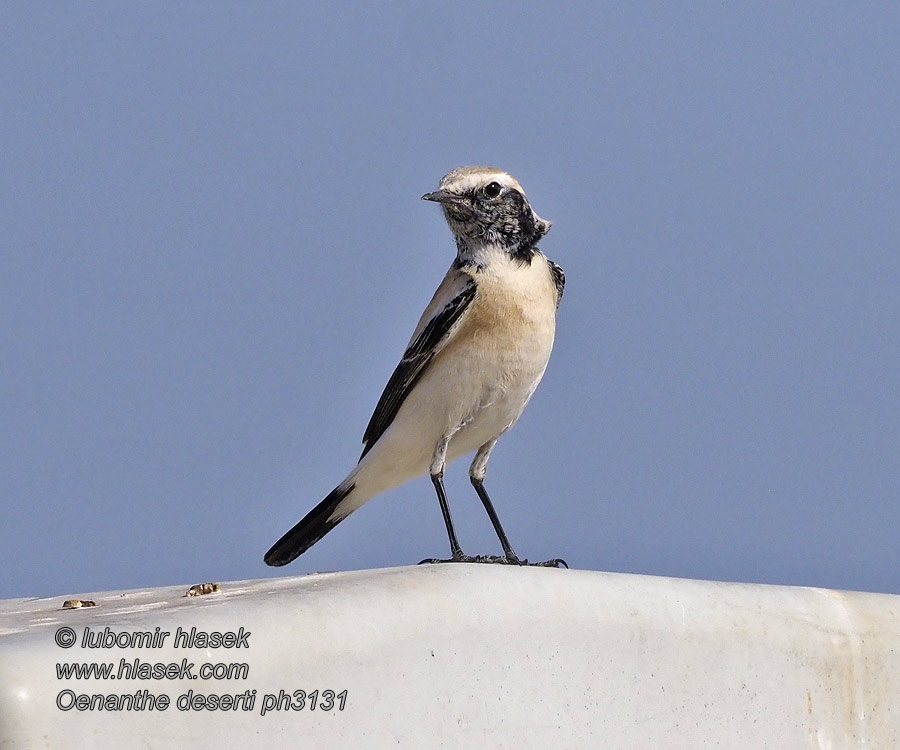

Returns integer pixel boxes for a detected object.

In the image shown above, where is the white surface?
[1,565,898,748]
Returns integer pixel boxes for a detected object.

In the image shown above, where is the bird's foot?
[418,554,567,567]
[419,553,519,565]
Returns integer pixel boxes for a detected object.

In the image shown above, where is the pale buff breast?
[426,252,558,441]
[461,252,558,367]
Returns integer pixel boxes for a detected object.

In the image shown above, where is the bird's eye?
[483,181,502,199]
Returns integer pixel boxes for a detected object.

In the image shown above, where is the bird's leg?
[431,471,465,560]
[468,441,521,564]
[469,476,521,562]
[468,441,568,569]
[420,436,475,564]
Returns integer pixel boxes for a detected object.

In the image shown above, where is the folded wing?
[360,268,477,460]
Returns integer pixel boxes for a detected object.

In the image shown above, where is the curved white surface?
[1,565,898,748]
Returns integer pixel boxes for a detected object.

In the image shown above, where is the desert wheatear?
[265,166,565,567]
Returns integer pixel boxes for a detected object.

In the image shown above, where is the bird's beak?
[421,189,460,204]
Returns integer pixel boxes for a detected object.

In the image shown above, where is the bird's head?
[422,166,551,263]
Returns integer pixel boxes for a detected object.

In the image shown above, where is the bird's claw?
[418,554,512,565]
[418,554,568,568]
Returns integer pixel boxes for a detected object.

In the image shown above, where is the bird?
[264,166,566,568]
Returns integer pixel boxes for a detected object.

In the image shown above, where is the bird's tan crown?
[438,166,526,196]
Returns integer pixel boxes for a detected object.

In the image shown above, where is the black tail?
[264,482,355,567]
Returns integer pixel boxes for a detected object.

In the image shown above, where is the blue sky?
[2,3,898,599]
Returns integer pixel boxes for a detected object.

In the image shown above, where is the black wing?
[360,277,477,460]
[548,259,565,308]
